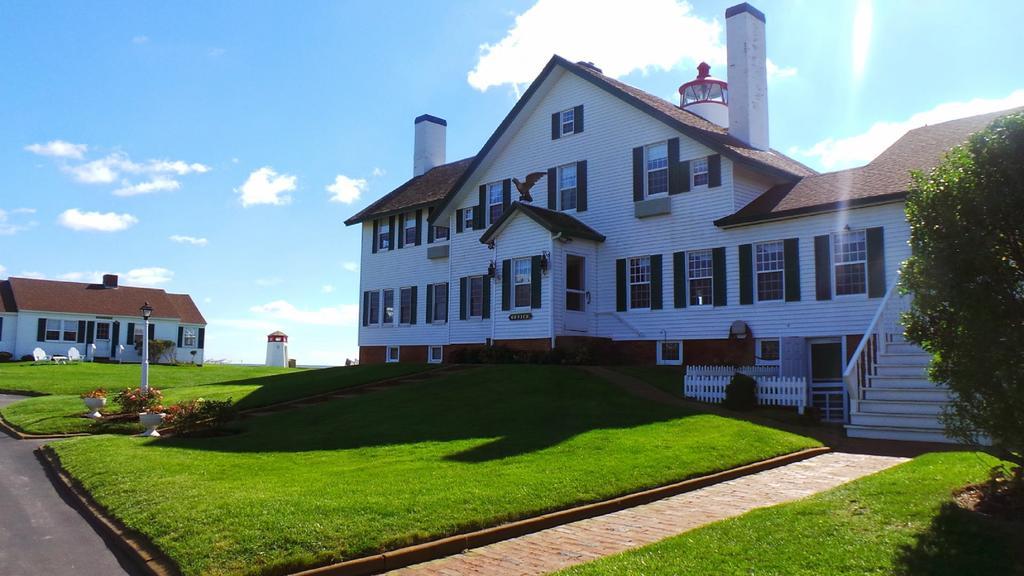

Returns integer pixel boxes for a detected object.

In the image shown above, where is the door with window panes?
[564,254,589,332]
[94,321,112,357]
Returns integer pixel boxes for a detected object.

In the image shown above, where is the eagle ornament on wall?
[512,172,546,203]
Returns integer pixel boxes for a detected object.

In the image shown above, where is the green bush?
[723,373,757,411]
[0,351,12,362]
[163,398,236,437]
[113,387,164,414]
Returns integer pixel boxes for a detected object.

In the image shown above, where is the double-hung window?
[95,323,110,340]
[692,157,709,187]
[646,143,669,195]
[833,230,867,295]
[560,108,575,136]
[377,219,390,250]
[183,327,197,347]
[431,283,447,323]
[469,276,484,318]
[382,289,395,325]
[628,256,651,309]
[399,287,413,325]
[433,224,449,242]
[755,241,784,301]
[62,320,78,342]
[403,213,416,246]
[688,250,713,306]
[44,319,61,341]
[559,163,577,211]
[463,207,475,231]
[513,258,532,308]
[368,290,381,325]
[487,182,504,225]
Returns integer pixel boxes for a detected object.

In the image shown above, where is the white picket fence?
[684,371,807,413]
[686,365,780,378]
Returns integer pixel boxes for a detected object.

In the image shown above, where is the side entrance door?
[564,254,588,333]
[94,321,112,358]
[809,339,846,422]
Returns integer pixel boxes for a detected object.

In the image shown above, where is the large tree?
[902,112,1024,464]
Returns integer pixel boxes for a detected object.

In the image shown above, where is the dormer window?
[646,143,669,196]
[692,157,709,187]
[561,109,575,135]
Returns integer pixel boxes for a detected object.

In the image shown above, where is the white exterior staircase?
[844,285,958,443]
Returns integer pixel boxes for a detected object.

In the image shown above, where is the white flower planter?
[83,397,106,419]
[138,412,165,437]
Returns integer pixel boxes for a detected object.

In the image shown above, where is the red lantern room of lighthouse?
[678,62,729,128]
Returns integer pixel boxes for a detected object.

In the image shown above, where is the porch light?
[487,261,497,278]
[539,251,550,273]
[140,302,153,320]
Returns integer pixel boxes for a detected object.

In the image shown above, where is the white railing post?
[842,281,911,419]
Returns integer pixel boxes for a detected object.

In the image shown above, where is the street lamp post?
[140,302,153,395]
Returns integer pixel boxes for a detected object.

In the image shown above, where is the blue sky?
[2,0,1022,365]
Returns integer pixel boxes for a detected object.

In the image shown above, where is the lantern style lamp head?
[140,302,153,320]
[487,261,497,278]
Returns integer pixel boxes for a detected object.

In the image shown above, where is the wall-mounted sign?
[508,312,533,321]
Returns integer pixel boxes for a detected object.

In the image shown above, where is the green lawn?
[559,452,1023,576]
[0,362,430,434]
[50,365,820,576]
[613,365,684,396]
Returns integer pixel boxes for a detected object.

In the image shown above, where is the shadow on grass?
[894,502,1024,575]
[148,366,701,463]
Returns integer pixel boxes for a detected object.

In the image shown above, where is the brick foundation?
[493,338,552,353]
[682,337,755,366]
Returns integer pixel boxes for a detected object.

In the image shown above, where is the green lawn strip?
[50,365,820,576]
[558,451,1023,576]
[612,365,684,396]
[0,363,431,435]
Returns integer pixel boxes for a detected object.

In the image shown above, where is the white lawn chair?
[67,347,83,363]
[32,347,49,364]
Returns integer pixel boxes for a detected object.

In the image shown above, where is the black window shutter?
[668,138,684,195]
[551,112,560,140]
[502,259,511,311]
[476,185,486,229]
[650,254,663,309]
[110,323,120,357]
[632,147,644,202]
[415,209,423,246]
[0,317,3,341]
[531,255,542,309]
[443,283,449,322]
[679,160,691,193]
[708,154,722,188]
[127,322,135,344]
[410,286,418,324]
[388,215,396,250]
[712,247,727,306]
[547,167,557,209]
[456,209,464,233]
[197,328,205,349]
[866,227,886,297]
[482,278,491,319]
[177,326,184,347]
[460,277,468,320]
[502,179,512,212]
[673,251,687,308]
[784,238,801,302]
[616,258,627,311]
[577,160,588,212]
[814,235,832,300]
[739,244,753,305]
[427,208,435,243]
[37,318,45,341]
[573,105,584,133]
[397,212,405,249]
[86,321,94,345]
[371,220,379,253]
[148,323,155,340]
[76,320,86,343]
[425,284,434,324]
[362,292,369,326]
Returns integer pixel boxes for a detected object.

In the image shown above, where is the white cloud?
[326,174,367,204]
[321,284,335,294]
[372,167,386,177]
[790,89,1024,170]
[342,261,359,273]
[122,267,173,287]
[169,234,208,246]
[57,208,138,232]
[237,167,297,207]
[250,300,359,327]
[61,152,210,186]
[25,140,88,159]
[203,297,213,304]
[0,208,37,235]
[20,271,46,279]
[57,271,103,282]
[255,277,284,287]
[132,35,149,44]
[851,0,873,83]
[767,60,797,81]
[113,177,181,197]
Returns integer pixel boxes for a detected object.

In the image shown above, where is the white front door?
[564,254,588,333]
[94,322,112,357]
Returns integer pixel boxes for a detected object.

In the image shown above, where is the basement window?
[386,346,400,363]
[428,346,443,364]
[657,341,683,365]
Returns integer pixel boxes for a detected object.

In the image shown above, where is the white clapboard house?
[346,3,1020,440]
[0,274,207,365]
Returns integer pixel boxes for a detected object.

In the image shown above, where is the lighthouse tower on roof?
[265,331,289,367]
[678,62,729,128]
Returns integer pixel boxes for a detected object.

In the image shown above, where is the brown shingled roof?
[479,202,606,244]
[344,157,474,225]
[716,107,1024,227]
[3,277,206,324]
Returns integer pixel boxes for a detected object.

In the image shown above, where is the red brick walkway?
[389,452,907,575]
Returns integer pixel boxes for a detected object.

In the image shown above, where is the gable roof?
[1,277,207,324]
[479,202,606,244]
[715,107,1024,227]
[344,157,474,226]
[426,55,815,226]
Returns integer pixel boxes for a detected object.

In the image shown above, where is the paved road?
[0,393,134,576]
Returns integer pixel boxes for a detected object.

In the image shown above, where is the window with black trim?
[399,287,413,325]
[431,283,448,323]
[559,163,577,211]
[183,327,197,347]
[646,143,668,196]
[629,256,651,309]
[513,258,532,308]
[688,250,713,306]
[469,276,484,318]
[755,241,784,301]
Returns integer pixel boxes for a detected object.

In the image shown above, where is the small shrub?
[798,405,822,426]
[20,354,34,362]
[134,338,176,364]
[80,388,107,399]
[723,373,757,411]
[114,387,164,414]
[163,398,236,437]
[0,351,12,362]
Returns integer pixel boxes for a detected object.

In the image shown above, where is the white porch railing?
[686,365,780,378]
[842,281,913,416]
[684,373,807,413]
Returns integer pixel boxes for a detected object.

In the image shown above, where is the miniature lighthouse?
[678,62,730,128]
[265,331,289,367]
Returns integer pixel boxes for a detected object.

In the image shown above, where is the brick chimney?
[102,274,118,288]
